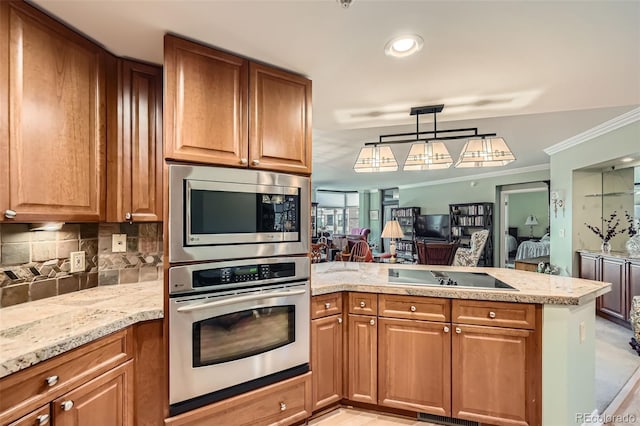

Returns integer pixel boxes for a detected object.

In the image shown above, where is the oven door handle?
[176,289,307,313]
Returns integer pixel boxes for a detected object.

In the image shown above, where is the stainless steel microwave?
[168,164,310,263]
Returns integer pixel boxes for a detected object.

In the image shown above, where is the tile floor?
[308,408,438,426]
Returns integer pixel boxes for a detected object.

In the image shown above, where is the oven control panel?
[193,262,296,287]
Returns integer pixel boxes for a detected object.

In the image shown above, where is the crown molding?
[399,163,550,190]
[543,106,640,156]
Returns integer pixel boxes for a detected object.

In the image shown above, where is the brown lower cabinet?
[452,324,538,426]
[314,293,542,426]
[311,314,343,411]
[0,320,164,426]
[578,251,640,328]
[378,318,451,415]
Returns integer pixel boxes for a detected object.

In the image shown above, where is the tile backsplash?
[0,222,163,308]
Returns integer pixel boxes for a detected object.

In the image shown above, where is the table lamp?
[381,220,405,262]
[525,215,538,238]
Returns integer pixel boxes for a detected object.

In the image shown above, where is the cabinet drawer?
[165,372,312,426]
[452,300,536,330]
[311,293,343,319]
[0,329,132,424]
[379,294,450,322]
[348,292,377,315]
[7,405,50,426]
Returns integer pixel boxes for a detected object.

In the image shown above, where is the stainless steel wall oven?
[168,256,310,416]
[168,164,310,263]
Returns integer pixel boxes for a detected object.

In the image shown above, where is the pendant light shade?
[353,145,398,173]
[403,142,453,170]
[454,137,516,168]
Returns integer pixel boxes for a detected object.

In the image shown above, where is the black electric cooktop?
[388,269,517,291]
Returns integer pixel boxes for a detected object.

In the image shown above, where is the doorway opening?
[499,182,550,268]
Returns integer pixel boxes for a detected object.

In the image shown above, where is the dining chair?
[350,240,373,262]
[415,241,458,265]
[311,242,329,263]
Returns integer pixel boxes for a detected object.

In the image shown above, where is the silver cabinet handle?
[36,414,50,425]
[252,159,260,166]
[4,209,16,219]
[455,327,462,334]
[489,311,496,319]
[240,158,248,165]
[410,305,417,312]
[61,400,74,411]
[125,212,132,221]
[444,326,450,333]
[46,375,59,387]
[338,317,343,324]
[369,319,375,326]
[280,402,286,411]
[360,301,366,308]
[325,302,331,309]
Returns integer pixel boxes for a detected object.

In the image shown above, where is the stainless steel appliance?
[388,269,517,290]
[168,164,310,263]
[168,256,310,416]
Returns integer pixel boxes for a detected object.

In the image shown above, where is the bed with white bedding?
[516,234,551,260]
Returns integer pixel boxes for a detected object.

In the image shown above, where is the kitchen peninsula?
[311,262,610,426]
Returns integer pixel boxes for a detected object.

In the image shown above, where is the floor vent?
[417,413,479,426]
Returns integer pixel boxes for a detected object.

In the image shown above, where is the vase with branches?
[584,211,621,253]
[624,210,640,256]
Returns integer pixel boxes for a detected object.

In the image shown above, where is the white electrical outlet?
[579,321,586,343]
[559,229,565,238]
[70,251,86,273]
[112,234,127,253]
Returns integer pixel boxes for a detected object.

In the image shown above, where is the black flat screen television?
[415,214,450,241]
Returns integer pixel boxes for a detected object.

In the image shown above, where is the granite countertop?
[0,281,163,379]
[312,262,611,305]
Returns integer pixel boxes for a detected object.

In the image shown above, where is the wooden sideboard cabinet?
[578,251,639,328]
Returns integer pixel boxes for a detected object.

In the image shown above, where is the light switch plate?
[112,234,127,253]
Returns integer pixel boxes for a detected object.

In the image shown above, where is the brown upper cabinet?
[106,58,163,222]
[0,1,106,222]
[164,34,312,175]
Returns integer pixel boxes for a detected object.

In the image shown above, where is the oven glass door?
[186,180,300,246]
[194,305,295,367]
[169,283,310,406]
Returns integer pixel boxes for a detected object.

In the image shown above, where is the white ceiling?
[32,0,640,190]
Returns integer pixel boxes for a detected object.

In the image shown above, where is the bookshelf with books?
[391,207,421,262]
[449,202,493,266]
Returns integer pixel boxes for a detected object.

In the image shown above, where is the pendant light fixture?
[353,145,398,173]
[352,104,515,172]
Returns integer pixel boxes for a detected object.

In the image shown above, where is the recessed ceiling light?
[621,157,634,162]
[384,35,424,58]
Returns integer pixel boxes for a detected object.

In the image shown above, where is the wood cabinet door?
[107,58,163,222]
[600,257,627,321]
[53,361,133,426]
[347,314,377,404]
[164,35,248,166]
[311,314,343,411]
[452,324,538,426]
[579,253,601,281]
[627,260,640,319]
[0,1,106,222]
[249,62,311,175]
[378,318,451,416]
